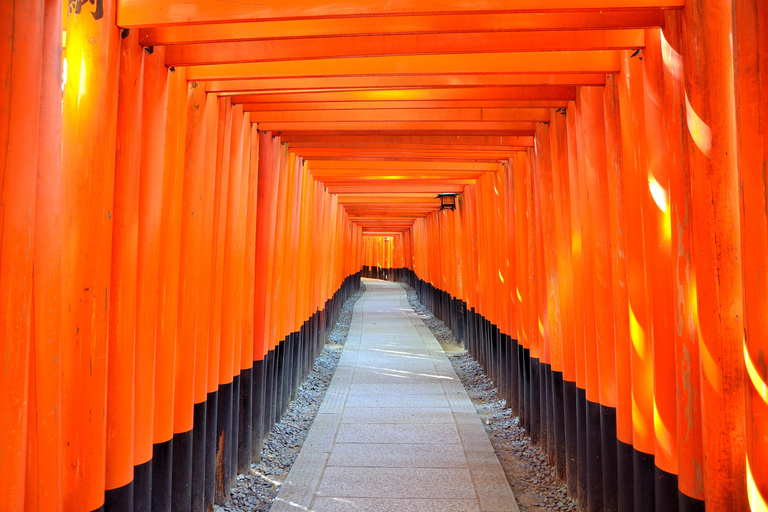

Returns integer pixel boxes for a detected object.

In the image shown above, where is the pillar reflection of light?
[654,398,674,462]
[632,394,650,444]
[747,454,768,512]
[629,302,647,361]
[698,331,722,396]
[571,232,581,256]
[744,337,767,403]
[685,91,712,158]
[660,28,683,81]
[648,174,669,213]
[78,53,88,105]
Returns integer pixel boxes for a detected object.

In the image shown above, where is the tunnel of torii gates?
[2,0,768,511]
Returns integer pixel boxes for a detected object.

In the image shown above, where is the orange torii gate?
[1,0,767,511]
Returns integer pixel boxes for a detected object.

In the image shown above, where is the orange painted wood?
[194,91,221,404]
[532,145,549,367]
[187,51,621,81]
[220,104,247,386]
[238,87,578,103]
[175,81,207,431]
[296,149,518,160]
[105,30,144,492]
[512,152,530,349]
[0,0,44,507]
[581,86,618,409]
[535,123,563,373]
[235,116,254,373]
[155,65,188,443]
[253,131,279,360]
[501,160,517,342]
[617,49,654,457]
[572,95,600,407]
[60,0,121,507]
[139,10,664,45]
[642,28,678,476]
[248,108,550,123]
[602,77,633,445]
[310,160,497,171]
[662,12,704,502]
[134,45,169,467]
[265,139,287,352]
[281,134,534,146]
[525,150,540,360]
[242,121,259,371]
[238,100,567,111]
[732,0,768,507]
[166,30,643,66]
[117,0,684,28]
[257,121,537,133]
[271,147,293,344]
[209,96,233,388]
[548,111,576,385]
[682,0,747,506]
[27,1,64,509]
[564,104,588,392]
[207,75,602,93]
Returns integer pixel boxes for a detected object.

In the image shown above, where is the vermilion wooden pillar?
[209,96,233,505]
[536,121,567,476]
[641,28,681,512]
[261,135,283,439]
[191,89,220,512]
[0,22,44,490]
[532,145,551,456]
[565,104,588,505]
[732,1,768,510]
[171,79,207,512]
[134,45,169,512]
[152,65,188,512]
[525,149,541,445]
[682,0,747,509]
[251,127,277,460]
[661,12,705,511]
[503,159,520,416]
[236,116,257,476]
[550,109,579,496]
[578,85,619,512]
[28,1,64,510]
[200,92,223,512]
[104,29,144,512]
[217,102,245,499]
[602,73,634,512]
[573,90,605,512]
[61,0,120,508]
[617,48,657,512]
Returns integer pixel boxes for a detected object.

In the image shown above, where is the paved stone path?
[272,279,519,512]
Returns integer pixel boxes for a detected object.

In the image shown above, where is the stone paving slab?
[274,279,519,512]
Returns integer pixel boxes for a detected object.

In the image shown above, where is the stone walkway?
[271,279,519,512]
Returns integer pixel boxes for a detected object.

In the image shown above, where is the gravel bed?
[214,283,366,512]
[403,283,578,512]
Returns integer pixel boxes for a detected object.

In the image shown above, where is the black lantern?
[436,193,458,211]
